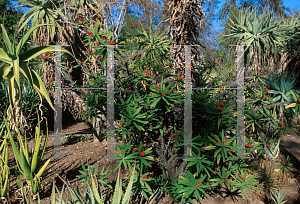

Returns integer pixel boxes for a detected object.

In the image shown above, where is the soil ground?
[6,119,300,204]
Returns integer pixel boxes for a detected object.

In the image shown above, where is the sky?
[7,0,300,34]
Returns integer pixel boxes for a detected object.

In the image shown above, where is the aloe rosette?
[0,23,74,113]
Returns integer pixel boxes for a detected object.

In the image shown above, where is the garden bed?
[7,121,300,204]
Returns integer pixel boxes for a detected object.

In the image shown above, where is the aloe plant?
[270,188,287,204]
[0,127,9,201]
[4,109,50,195]
[263,68,299,119]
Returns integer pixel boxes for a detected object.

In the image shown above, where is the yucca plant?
[4,109,50,195]
[270,188,287,204]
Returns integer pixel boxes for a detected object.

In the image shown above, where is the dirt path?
[6,121,300,204]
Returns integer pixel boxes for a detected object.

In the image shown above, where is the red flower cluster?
[78,61,82,64]
[279,121,284,126]
[176,132,181,135]
[41,56,47,59]
[145,71,150,75]
[46,52,51,55]
[162,93,166,97]
[157,87,161,91]
[120,122,124,125]
[217,142,221,144]
[141,175,147,179]
[216,106,222,110]
[228,149,234,152]
[214,62,219,66]
[87,32,93,36]
[140,152,145,156]
[266,144,270,148]
[197,180,202,184]
[101,37,109,40]
[245,144,250,148]
[223,176,226,179]
[133,148,138,152]
[224,138,229,142]
[219,102,225,106]
[169,134,175,138]
[137,71,140,74]
[136,59,141,61]
[265,88,270,91]
[109,41,115,45]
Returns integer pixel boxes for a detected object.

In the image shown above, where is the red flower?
[90,81,94,83]
[157,87,161,91]
[219,102,225,106]
[231,72,233,75]
[216,106,222,110]
[136,59,141,61]
[170,134,175,138]
[264,95,268,99]
[120,122,124,125]
[280,121,284,126]
[176,132,181,135]
[47,82,51,85]
[241,177,244,180]
[133,148,138,152]
[87,32,93,36]
[137,71,140,74]
[245,144,250,148]
[224,138,229,142]
[78,61,82,64]
[143,56,145,58]
[75,21,79,23]
[233,75,236,78]
[214,62,219,66]
[223,176,226,179]
[140,152,145,156]
[265,88,269,91]
[121,150,123,153]
[195,186,198,189]
[142,175,147,179]
[97,66,101,68]
[217,142,221,144]
[87,69,90,72]
[168,89,170,91]
[179,77,183,80]
[160,66,163,69]
[50,78,54,81]
[298,98,300,102]
[41,56,47,59]
[98,57,102,60]
[78,18,83,21]
[266,144,270,148]
[162,93,166,97]
[46,52,51,55]
[229,149,234,152]
[197,180,202,184]
[109,41,115,45]
[129,69,131,71]
[223,100,227,103]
